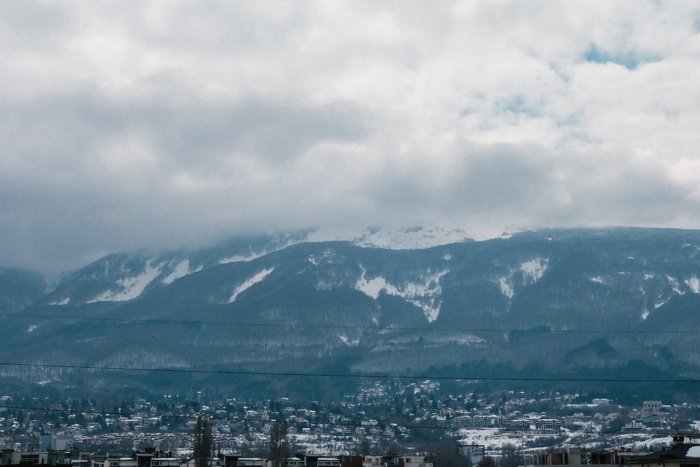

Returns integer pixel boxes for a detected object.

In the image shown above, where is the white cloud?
[2,1,700,275]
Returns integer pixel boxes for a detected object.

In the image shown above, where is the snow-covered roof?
[630,443,700,463]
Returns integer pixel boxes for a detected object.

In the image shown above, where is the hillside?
[1,227,700,399]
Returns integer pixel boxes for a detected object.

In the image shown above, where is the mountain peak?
[306,226,473,250]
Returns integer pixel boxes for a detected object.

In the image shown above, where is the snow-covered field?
[455,428,673,454]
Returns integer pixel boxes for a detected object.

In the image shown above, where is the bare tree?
[269,421,289,467]
[194,415,213,467]
[479,456,497,467]
[357,438,372,456]
[499,444,522,467]
[426,440,472,467]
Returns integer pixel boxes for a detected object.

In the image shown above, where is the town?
[1,379,698,467]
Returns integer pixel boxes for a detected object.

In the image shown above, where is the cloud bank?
[2,1,700,275]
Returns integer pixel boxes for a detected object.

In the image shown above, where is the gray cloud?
[2,1,700,276]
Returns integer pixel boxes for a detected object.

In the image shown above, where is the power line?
[1,361,699,384]
[1,312,695,335]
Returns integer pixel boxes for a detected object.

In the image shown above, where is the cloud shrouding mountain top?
[2,1,700,275]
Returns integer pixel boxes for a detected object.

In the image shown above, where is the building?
[456,443,485,465]
[0,450,72,466]
[522,447,642,467]
[106,450,182,467]
[629,436,700,467]
[39,436,73,452]
[362,455,432,467]
[642,401,662,411]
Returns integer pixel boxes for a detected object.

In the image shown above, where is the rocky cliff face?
[2,227,700,397]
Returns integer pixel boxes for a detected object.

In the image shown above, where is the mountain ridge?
[2,226,700,399]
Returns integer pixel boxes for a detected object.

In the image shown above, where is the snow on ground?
[287,433,355,456]
[456,428,534,451]
[162,260,190,284]
[354,267,448,322]
[88,261,163,302]
[229,268,275,303]
[625,435,672,450]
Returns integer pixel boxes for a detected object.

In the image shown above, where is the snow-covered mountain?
[42,227,471,307]
[306,226,473,250]
[42,232,308,306]
[3,227,700,399]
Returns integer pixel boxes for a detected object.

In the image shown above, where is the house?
[642,401,663,412]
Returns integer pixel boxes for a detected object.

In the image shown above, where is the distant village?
[1,380,699,467]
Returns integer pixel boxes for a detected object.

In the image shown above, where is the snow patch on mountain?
[354,267,448,322]
[338,335,360,346]
[229,268,275,303]
[667,275,684,295]
[27,325,38,333]
[219,252,265,264]
[355,274,394,299]
[307,249,344,266]
[498,258,548,299]
[307,226,471,250]
[686,276,700,293]
[521,258,548,283]
[499,277,514,299]
[88,261,163,303]
[590,276,604,284]
[49,297,70,305]
[162,260,190,285]
[219,237,301,264]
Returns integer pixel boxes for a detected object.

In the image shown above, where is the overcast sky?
[2,1,700,276]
